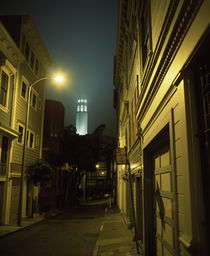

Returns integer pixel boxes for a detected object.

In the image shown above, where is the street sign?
[116,147,127,164]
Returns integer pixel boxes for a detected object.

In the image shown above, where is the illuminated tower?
[76,98,88,135]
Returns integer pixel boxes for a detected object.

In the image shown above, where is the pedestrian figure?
[105,195,112,214]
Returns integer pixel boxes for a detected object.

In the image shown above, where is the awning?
[0,123,19,140]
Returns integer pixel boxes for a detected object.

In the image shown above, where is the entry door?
[136,175,143,242]
[0,182,4,224]
[0,135,8,175]
[154,147,176,256]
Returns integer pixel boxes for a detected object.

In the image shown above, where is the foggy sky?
[1,0,118,136]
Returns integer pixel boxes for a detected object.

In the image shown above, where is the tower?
[76,98,88,135]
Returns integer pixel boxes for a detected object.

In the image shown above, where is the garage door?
[9,178,20,224]
[154,147,176,256]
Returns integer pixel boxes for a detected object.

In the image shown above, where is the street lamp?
[17,75,64,226]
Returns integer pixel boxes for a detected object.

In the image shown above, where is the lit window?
[84,106,87,112]
[77,106,79,111]
[0,70,9,107]
[81,105,84,111]
[81,99,83,102]
[78,99,80,103]
[84,99,87,103]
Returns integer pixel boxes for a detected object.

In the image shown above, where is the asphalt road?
[0,204,106,256]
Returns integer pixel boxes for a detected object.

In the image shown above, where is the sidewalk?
[92,207,143,256]
[0,209,63,239]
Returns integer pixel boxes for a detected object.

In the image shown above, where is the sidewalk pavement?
[0,209,63,239]
[92,207,143,256]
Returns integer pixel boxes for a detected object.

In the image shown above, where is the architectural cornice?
[137,0,203,122]
[0,22,24,65]
[22,15,52,67]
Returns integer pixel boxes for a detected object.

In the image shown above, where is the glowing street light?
[54,75,64,83]
[17,75,64,226]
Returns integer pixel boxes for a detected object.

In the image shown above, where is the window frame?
[26,129,35,149]
[24,41,30,62]
[17,123,25,145]
[20,76,29,101]
[139,1,152,71]
[30,50,35,69]
[30,89,38,110]
[35,59,39,76]
[29,130,35,148]
[0,66,10,111]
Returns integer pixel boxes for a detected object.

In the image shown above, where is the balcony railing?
[0,163,6,176]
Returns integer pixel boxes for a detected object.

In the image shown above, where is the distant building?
[42,99,67,211]
[43,99,64,157]
[76,98,88,135]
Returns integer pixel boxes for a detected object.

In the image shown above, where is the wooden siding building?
[0,15,52,224]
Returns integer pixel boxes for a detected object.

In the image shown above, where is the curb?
[0,209,64,239]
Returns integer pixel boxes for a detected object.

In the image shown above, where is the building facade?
[76,98,88,135]
[114,1,209,255]
[0,15,51,224]
[0,21,23,225]
[42,99,66,210]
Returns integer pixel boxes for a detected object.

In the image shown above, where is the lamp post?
[17,75,63,226]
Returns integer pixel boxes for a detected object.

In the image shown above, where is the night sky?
[1,0,118,136]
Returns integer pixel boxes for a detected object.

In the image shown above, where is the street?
[0,204,106,256]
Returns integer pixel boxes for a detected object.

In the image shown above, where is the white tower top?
[76,98,88,135]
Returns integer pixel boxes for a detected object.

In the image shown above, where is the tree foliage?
[92,124,106,135]
[62,129,98,172]
[27,160,54,187]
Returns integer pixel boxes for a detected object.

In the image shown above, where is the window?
[0,70,9,107]
[26,130,35,148]
[36,134,40,147]
[30,89,38,110]
[21,81,27,99]
[30,50,35,69]
[140,2,151,68]
[18,124,24,144]
[38,97,42,110]
[35,59,39,75]
[21,33,26,53]
[26,130,29,146]
[29,132,34,148]
[32,93,37,109]
[24,42,30,62]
